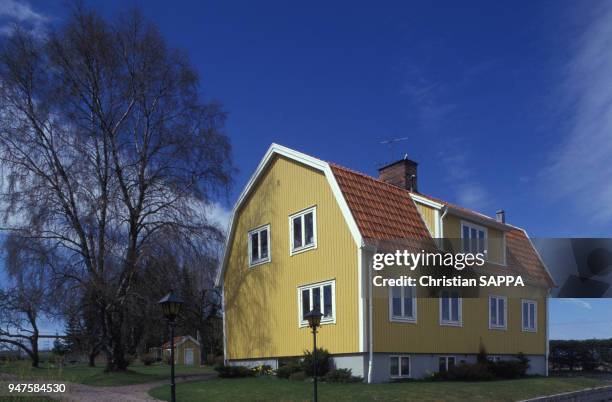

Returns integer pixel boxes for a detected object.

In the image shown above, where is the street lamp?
[304,309,323,402]
[159,291,184,402]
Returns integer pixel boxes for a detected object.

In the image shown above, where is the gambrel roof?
[216,144,554,288]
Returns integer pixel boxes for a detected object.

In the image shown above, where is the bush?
[276,361,302,379]
[488,359,528,379]
[289,371,308,381]
[214,364,256,378]
[434,363,494,381]
[140,353,156,366]
[252,364,273,376]
[301,348,332,377]
[323,368,362,383]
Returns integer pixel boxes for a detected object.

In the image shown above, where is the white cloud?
[437,142,492,212]
[560,298,592,310]
[542,3,612,225]
[0,0,47,37]
[205,202,232,234]
[456,183,489,211]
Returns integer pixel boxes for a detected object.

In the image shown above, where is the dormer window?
[461,221,487,255]
[290,206,317,255]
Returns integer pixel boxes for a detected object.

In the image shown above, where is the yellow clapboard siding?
[373,285,547,355]
[224,156,359,360]
[415,202,437,236]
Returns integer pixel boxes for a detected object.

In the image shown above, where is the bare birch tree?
[0,6,232,371]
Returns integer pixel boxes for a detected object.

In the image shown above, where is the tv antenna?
[379,136,410,164]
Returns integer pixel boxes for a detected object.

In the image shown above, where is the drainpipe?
[439,206,449,238]
[367,255,374,383]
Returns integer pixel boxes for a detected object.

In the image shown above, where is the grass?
[149,375,611,402]
[0,360,214,387]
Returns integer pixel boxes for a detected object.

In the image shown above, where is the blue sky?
[1,0,611,341]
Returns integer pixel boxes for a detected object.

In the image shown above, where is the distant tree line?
[549,339,612,372]
[0,3,231,371]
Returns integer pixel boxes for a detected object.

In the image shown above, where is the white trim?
[248,224,271,267]
[289,206,317,255]
[410,193,443,209]
[221,283,227,364]
[215,143,363,287]
[488,294,508,330]
[439,290,462,326]
[357,248,364,353]
[389,355,411,379]
[545,292,550,376]
[521,299,538,332]
[388,286,417,323]
[297,279,336,328]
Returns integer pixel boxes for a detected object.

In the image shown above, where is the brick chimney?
[378,156,418,192]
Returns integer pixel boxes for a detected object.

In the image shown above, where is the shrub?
[214,364,256,378]
[289,371,308,381]
[252,364,273,376]
[302,348,332,377]
[323,368,362,383]
[434,363,494,381]
[140,353,156,366]
[488,358,528,379]
[276,361,302,379]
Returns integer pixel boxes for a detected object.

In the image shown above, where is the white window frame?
[297,280,335,327]
[461,220,488,257]
[488,295,508,330]
[439,290,462,326]
[389,355,411,379]
[289,206,317,255]
[248,224,271,267]
[388,286,417,323]
[438,356,456,372]
[522,299,537,332]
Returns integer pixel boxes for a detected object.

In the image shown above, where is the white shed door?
[185,348,194,365]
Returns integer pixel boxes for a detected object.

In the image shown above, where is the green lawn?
[0,360,214,387]
[149,376,610,402]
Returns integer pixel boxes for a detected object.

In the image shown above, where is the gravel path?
[0,372,216,402]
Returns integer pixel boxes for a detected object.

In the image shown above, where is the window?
[389,286,417,322]
[522,300,537,332]
[440,290,461,325]
[298,280,335,326]
[461,221,487,255]
[390,355,410,378]
[290,207,317,254]
[438,356,456,373]
[248,225,270,267]
[489,295,507,330]
[487,356,502,363]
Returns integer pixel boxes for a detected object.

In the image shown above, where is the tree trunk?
[30,336,39,368]
[103,307,129,372]
[88,349,98,367]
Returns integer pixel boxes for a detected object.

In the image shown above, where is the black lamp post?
[304,309,323,402]
[158,291,184,402]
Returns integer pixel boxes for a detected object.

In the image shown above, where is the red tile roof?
[330,163,554,287]
[162,336,187,349]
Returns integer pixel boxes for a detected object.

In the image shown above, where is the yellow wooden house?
[216,144,554,382]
